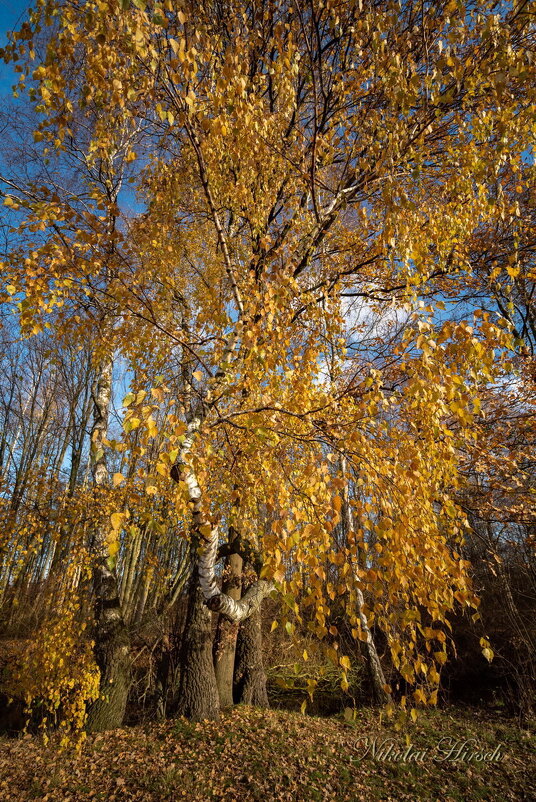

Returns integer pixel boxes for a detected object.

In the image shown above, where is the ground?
[0,706,534,801]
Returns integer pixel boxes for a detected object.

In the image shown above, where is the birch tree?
[2,0,535,729]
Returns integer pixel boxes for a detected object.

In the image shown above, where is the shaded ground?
[0,706,533,801]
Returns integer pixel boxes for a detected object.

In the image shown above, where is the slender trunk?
[175,567,220,721]
[133,564,153,626]
[213,551,243,708]
[0,381,18,482]
[158,544,191,614]
[154,635,172,721]
[120,526,143,625]
[86,357,131,732]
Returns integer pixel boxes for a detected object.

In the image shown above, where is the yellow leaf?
[413,688,426,704]
[110,513,123,531]
[108,539,119,558]
[112,472,124,486]
[192,370,203,381]
[124,417,141,432]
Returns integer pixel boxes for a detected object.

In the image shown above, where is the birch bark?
[86,357,131,732]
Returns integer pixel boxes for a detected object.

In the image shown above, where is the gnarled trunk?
[85,562,131,731]
[175,572,220,721]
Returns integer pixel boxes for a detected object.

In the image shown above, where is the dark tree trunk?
[175,577,220,721]
[233,606,269,707]
[213,552,243,708]
[86,563,131,732]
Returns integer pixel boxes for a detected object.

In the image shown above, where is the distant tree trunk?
[233,569,268,707]
[213,550,243,708]
[355,584,391,705]
[153,634,172,721]
[68,375,92,496]
[175,569,220,721]
[120,525,143,624]
[86,356,131,732]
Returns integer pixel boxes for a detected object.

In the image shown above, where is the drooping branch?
[340,455,391,705]
[171,414,274,623]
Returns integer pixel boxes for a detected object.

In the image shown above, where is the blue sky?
[0,0,31,44]
[0,0,32,93]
